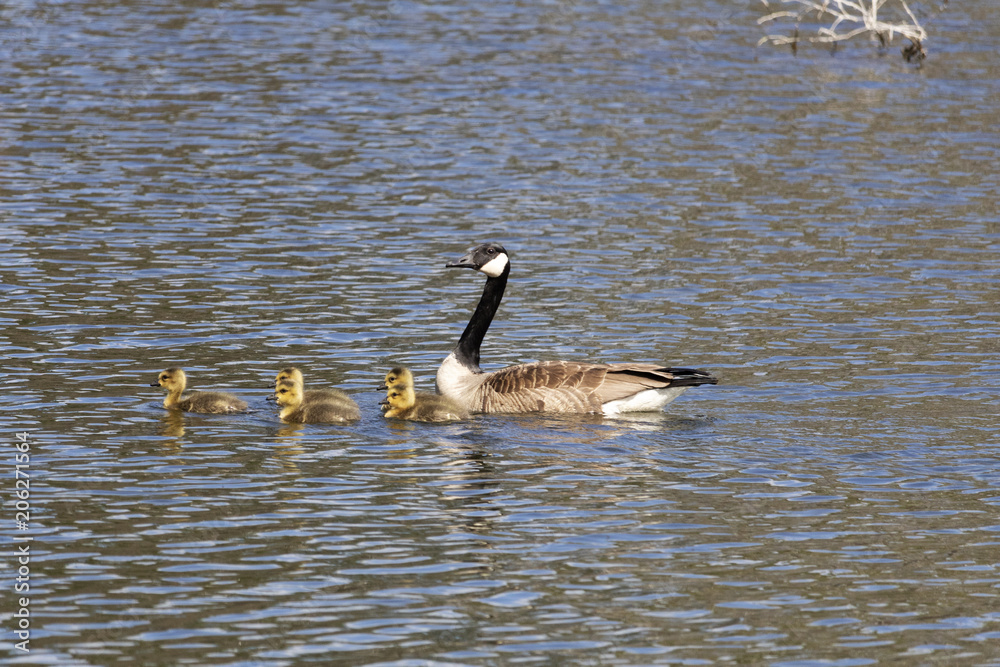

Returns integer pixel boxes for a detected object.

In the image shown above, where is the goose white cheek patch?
[479,253,509,278]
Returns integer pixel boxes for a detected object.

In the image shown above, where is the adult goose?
[435,242,717,415]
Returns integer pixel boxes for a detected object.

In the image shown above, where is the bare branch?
[757,0,927,58]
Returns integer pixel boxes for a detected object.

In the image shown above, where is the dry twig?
[758,0,927,61]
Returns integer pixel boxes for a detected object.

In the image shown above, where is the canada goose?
[274,366,354,405]
[436,242,718,415]
[151,368,248,414]
[381,382,469,422]
[273,380,361,424]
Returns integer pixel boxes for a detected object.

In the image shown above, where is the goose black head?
[446,242,510,278]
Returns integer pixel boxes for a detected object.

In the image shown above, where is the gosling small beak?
[265,394,276,402]
[379,398,389,407]
[149,382,160,387]
[445,251,476,269]
[376,383,388,391]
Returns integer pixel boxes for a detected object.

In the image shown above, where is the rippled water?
[3,0,1000,664]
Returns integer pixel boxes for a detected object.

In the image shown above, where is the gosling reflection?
[158,410,186,450]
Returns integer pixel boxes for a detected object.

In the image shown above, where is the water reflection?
[156,410,186,446]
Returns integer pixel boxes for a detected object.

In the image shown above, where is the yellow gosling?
[378,366,442,413]
[274,380,360,424]
[377,366,415,392]
[378,366,411,413]
[151,368,248,414]
[381,382,469,422]
[275,366,354,405]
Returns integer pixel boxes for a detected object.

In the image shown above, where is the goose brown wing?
[479,361,716,413]
[480,361,610,412]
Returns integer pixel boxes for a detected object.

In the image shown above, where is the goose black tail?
[664,367,718,387]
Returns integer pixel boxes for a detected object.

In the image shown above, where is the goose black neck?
[455,265,509,371]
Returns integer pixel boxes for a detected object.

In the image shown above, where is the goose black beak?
[265,394,276,402]
[377,382,388,391]
[149,382,160,387]
[379,397,389,407]
[445,252,476,269]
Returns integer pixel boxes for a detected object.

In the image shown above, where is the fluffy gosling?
[273,380,360,424]
[377,366,443,411]
[275,366,354,405]
[151,368,248,414]
[381,382,469,422]
[377,366,415,392]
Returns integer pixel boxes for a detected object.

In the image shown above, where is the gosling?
[151,368,248,414]
[275,366,354,406]
[377,366,415,392]
[378,366,438,414]
[381,382,469,422]
[274,380,360,424]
